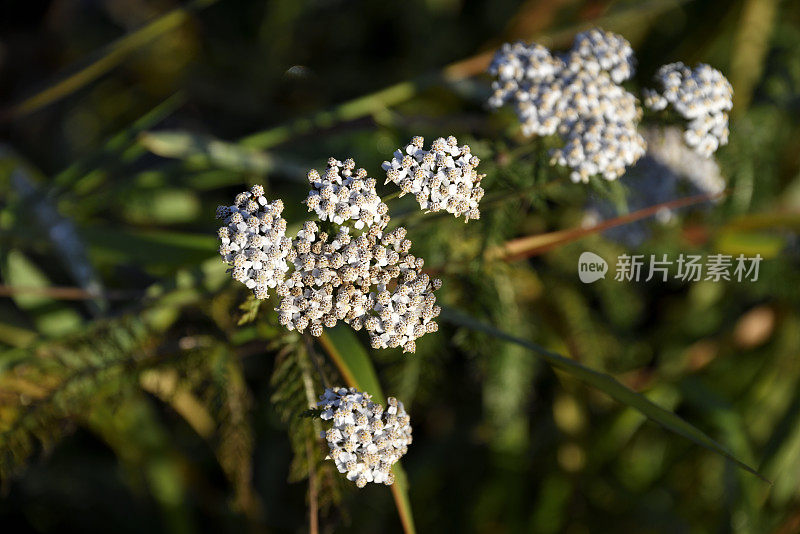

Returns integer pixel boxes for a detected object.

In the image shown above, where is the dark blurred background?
[1,0,800,533]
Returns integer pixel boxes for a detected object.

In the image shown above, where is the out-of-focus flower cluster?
[583,126,726,245]
[488,28,646,183]
[216,185,292,299]
[643,62,733,157]
[217,157,443,353]
[318,387,412,488]
[382,136,484,222]
[642,127,725,197]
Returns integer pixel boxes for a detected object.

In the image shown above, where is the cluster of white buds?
[643,62,732,157]
[382,136,485,222]
[360,227,441,354]
[488,28,646,183]
[216,185,292,299]
[305,158,389,233]
[318,387,412,488]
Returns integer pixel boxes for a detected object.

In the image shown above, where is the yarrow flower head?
[382,135,484,222]
[487,28,646,183]
[318,387,412,487]
[305,158,389,233]
[216,185,291,299]
[643,62,733,157]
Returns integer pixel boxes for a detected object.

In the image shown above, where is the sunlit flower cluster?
[488,28,646,183]
[382,136,485,222]
[643,62,732,157]
[217,157,442,352]
[318,387,412,488]
[216,185,292,299]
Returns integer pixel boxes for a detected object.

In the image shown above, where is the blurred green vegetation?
[1,0,799,533]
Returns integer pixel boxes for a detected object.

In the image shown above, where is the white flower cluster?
[488,28,647,183]
[276,222,441,353]
[643,62,732,157]
[305,158,389,232]
[216,185,292,299]
[382,136,485,222]
[318,387,412,488]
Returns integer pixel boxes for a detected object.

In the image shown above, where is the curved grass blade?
[318,326,416,534]
[439,307,770,483]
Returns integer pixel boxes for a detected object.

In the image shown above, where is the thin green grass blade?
[439,307,770,483]
[318,326,416,534]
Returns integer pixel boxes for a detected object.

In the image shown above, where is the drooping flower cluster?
[217,158,442,352]
[382,136,484,222]
[216,185,292,299]
[488,28,646,183]
[643,62,733,157]
[305,158,389,232]
[318,387,412,488]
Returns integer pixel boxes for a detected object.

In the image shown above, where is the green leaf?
[54,93,186,190]
[318,326,416,534]
[439,307,770,483]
